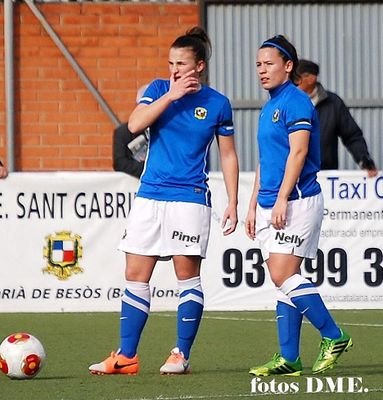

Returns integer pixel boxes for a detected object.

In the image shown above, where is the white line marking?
[123,394,282,399]
[117,387,383,400]
[154,313,383,328]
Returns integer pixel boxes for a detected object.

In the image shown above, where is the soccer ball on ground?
[0,333,46,379]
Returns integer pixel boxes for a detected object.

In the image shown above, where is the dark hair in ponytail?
[171,26,212,63]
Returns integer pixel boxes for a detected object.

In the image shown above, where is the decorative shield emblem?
[43,231,83,280]
[194,107,207,120]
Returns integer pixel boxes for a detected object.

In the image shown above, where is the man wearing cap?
[296,59,378,177]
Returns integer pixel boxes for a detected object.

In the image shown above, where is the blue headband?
[261,41,293,61]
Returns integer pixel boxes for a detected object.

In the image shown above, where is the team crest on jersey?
[42,231,83,280]
[272,109,280,123]
[194,107,207,120]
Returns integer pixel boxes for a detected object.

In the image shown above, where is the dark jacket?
[113,124,144,179]
[315,82,375,170]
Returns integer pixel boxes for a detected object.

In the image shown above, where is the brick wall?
[0,2,198,171]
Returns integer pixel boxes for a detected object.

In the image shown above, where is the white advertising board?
[0,171,382,312]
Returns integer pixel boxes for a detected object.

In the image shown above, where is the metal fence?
[206,2,383,171]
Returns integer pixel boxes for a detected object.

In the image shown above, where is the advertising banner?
[208,171,383,310]
[0,171,382,312]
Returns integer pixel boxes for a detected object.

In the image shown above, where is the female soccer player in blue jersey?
[245,35,352,376]
[89,27,239,376]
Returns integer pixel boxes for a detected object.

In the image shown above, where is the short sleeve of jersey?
[285,92,314,134]
[138,79,166,105]
[216,97,235,136]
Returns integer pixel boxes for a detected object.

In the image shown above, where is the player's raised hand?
[168,70,200,101]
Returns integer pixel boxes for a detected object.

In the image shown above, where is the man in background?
[296,59,378,177]
[113,124,146,178]
[113,85,149,179]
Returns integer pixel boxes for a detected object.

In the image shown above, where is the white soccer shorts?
[118,197,211,258]
[256,192,324,260]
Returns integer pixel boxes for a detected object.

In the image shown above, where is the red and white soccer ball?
[0,333,46,379]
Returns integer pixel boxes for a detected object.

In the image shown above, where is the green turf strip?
[0,311,382,400]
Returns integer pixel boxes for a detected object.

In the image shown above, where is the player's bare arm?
[245,165,260,240]
[272,129,309,230]
[217,134,239,235]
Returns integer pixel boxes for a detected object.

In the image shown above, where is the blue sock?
[281,274,341,339]
[176,277,204,359]
[120,281,150,358]
[276,291,302,362]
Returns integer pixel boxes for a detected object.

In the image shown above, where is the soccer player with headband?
[245,35,352,376]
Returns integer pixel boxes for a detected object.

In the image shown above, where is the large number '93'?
[222,248,265,287]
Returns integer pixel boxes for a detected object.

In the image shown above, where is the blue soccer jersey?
[136,79,235,206]
[257,80,321,208]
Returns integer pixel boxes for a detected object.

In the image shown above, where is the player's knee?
[269,272,288,287]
